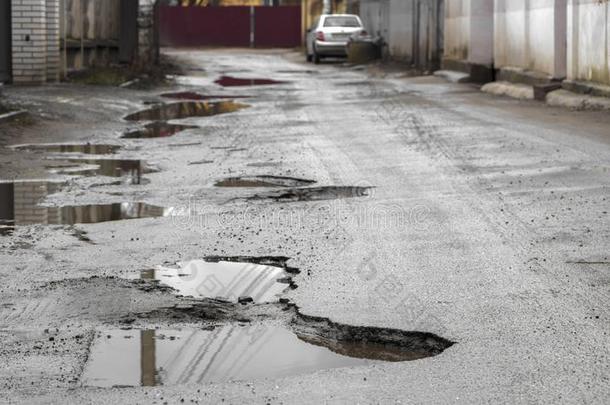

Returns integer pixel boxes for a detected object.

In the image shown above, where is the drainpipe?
[323,0,331,14]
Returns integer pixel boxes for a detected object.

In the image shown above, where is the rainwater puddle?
[13,143,120,155]
[245,186,372,203]
[137,259,295,303]
[161,92,250,101]
[0,181,171,228]
[215,176,315,188]
[48,158,148,184]
[124,101,249,122]
[214,75,287,87]
[122,122,198,139]
[81,325,376,387]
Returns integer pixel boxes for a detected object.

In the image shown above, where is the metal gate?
[158,5,302,48]
[0,0,11,83]
[119,0,139,63]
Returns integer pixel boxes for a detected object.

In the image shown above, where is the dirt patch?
[123,101,249,122]
[215,175,316,188]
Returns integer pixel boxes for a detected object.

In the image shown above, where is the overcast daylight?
[0,0,609,404]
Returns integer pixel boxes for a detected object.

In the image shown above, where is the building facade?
[1,0,154,85]
[442,0,610,88]
[359,0,445,70]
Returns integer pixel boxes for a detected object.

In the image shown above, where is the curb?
[481,81,534,100]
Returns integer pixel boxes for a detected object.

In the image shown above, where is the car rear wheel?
[313,50,321,64]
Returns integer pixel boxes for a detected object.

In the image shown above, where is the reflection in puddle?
[13,143,120,155]
[82,325,373,387]
[215,176,315,188]
[0,181,171,229]
[214,75,287,87]
[140,259,293,303]
[122,122,198,139]
[124,101,249,122]
[161,92,250,101]
[49,159,146,184]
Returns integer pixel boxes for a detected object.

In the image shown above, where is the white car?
[306,14,366,64]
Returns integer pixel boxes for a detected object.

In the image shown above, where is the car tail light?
[315,31,325,41]
[360,30,368,36]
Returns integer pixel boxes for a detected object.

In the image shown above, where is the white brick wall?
[11,0,60,84]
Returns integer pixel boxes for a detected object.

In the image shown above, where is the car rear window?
[323,17,361,28]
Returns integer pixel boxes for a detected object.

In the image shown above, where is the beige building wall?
[567,0,610,86]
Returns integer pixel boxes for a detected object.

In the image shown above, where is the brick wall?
[11,0,60,84]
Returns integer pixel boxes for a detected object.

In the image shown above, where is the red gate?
[158,6,302,48]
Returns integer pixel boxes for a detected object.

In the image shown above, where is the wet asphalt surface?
[1,48,610,404]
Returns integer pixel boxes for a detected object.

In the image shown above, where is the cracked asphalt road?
[0,48,609,404]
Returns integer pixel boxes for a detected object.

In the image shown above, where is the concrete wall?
[567,0,610,85]
[444,0,493,68]
[11,0,61,83]
[387,0,415,62]
[360,0,444,69]
[494,0,567,79]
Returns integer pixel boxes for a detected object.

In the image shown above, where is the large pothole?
[161,91,250,101]
[124,101,249,122]
[0,181,172,231]
[242,186,373,202]
[215,175,315,188]
[12,143,120,155]
[132,258,297,304]
[214,75,287,87]
[122,122,198,139]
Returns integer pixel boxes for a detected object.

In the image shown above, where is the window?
[323,17,361,28]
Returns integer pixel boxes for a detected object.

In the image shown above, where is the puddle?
[0,181,171,228]
[82,317,453,387]
[122,122,198,139]
[161,92,250,101]
[214,75,287,87]
[124,101,249,122]
[244,186,372,203]
[137,259,295,303]
[48,158,148,184]
[13,143,120,155]
[215,176,315,188]
[81,325,375,387]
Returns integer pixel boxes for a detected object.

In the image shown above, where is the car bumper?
[315,40,348,56]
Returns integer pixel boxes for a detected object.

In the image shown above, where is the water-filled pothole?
[136,258,296,303]
[13,143,120,154]
[81,319,453,387]
[214,75,287,87]
[0,181,171,228]
[47,158,148,185]
[244,186,372,202]
[81,325,373,387]
[215,175,315,188]
[161,92,250,101]
[124,101,249,122]
[122,122,198,139]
